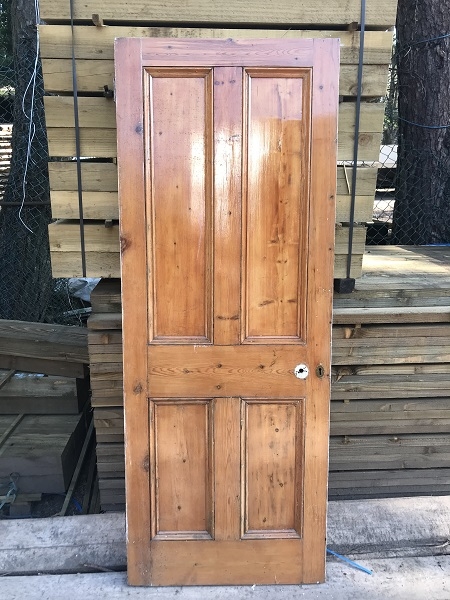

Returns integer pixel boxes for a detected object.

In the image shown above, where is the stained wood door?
[115,38,339,586]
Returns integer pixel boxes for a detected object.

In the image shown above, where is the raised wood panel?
[42,59,388,97]
[145,69,213,343]
[38,0,398,27]
[243,70,309,343]
[39,26,393,64]
[243,399,303,538]
[151,400,213,539]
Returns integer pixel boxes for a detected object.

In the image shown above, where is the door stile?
[212,65,243,542]
[302,38,339,583]
[213,66,243,347]
[115,37,151,584]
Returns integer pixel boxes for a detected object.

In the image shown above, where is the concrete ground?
[1,496,450,599]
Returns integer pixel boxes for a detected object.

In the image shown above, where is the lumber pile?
[88,247,450,511]
[0,124,12,198]
[39,0,397,280]
[0,411,88,495]
[0,320,89,378]
[0,320,93,507]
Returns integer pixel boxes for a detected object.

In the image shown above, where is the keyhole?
[316,364,325,378]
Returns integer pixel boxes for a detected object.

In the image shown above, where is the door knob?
[294,364,309,379]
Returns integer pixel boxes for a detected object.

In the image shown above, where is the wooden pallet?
[38,0,396,280]
[88,246,450,509]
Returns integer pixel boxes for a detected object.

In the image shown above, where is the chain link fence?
[370,32,450,246]
[0,10,89,326]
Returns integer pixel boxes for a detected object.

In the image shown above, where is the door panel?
[243,399,304,537]
[243,69,310,343]
[116,38,339,586]
[151,399,213,539]
[145,68,213,344]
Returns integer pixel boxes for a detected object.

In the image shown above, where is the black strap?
[346,0,366,279]
[69,0,86,277]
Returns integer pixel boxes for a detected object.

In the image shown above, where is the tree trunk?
[0,0,52,320]
[393,0,450,245]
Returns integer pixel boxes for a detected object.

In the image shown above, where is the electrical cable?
[18,0,41,233]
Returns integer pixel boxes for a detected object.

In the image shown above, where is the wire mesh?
[0,5,89,326]
[370,31,450,246]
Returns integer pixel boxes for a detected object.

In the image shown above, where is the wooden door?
[115,38,339,586]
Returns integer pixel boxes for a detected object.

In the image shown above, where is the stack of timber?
[330,246,450,498]
[88,246,450,511]
[0,124,12,198]
[39,0,397,280]
[0,321,92,503]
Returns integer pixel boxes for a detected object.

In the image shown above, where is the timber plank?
[49,252,363,279]
[46,125,381,163]
[0,413,87,493]
[329,433,450,471]
[38,0,398,27]
[49,223,366,278]
[50,251,120,278]
[50,173,376,223]
[44,127,381,162]
[333,306,450,324]
[39,26,393,64]
[0,320,88,364]
[331,373,450,400]
[0,356,87,379]
[0,373,85,415]
[328,468,450,488]
[50,191,119,220]
[44,94,384,132]
[90,278,121,310]
[49,162,118,191]
[41,59,389,98]
[333,323,450,340]
[48,222,366,255]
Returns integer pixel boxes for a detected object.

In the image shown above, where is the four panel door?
[115,38,339,586]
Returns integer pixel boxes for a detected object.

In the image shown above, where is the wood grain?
[38,0,398,27]
[116,37,337,585]
[39,25,393,64]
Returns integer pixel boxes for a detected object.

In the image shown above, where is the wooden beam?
[38,0,398,27]
[39,25,393,64]
[42,59,390,97]
[333,306,450,325]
